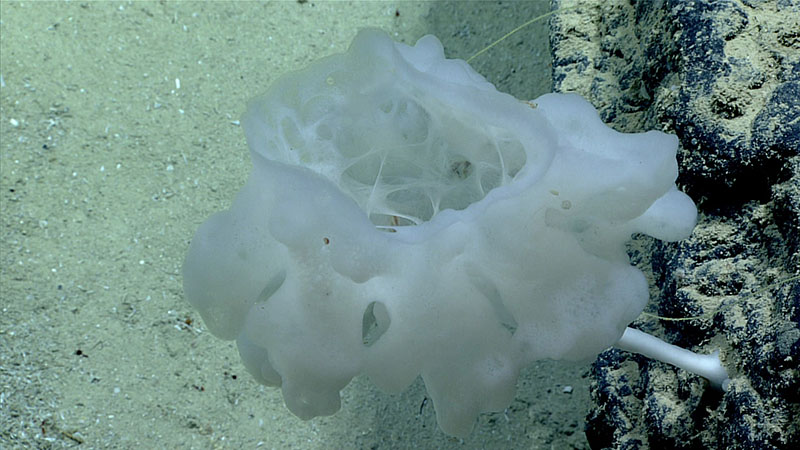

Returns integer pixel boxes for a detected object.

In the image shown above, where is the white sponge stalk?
[615,327,730,391]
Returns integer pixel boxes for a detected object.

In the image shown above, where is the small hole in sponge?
[362,301,390,347]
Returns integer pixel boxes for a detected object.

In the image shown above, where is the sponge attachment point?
[616,327,730,391]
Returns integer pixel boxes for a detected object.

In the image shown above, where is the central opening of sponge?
[321,91,527,229]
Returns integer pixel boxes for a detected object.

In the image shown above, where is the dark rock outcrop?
[551,1,800,448]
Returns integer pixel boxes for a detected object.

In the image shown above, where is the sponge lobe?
[184,29,697,437]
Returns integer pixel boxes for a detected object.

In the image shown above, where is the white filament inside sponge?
[251,74,531,228]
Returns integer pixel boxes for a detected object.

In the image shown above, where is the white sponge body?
[183,29,697,436]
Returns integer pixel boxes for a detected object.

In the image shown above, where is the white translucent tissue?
[183,29,697,437]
